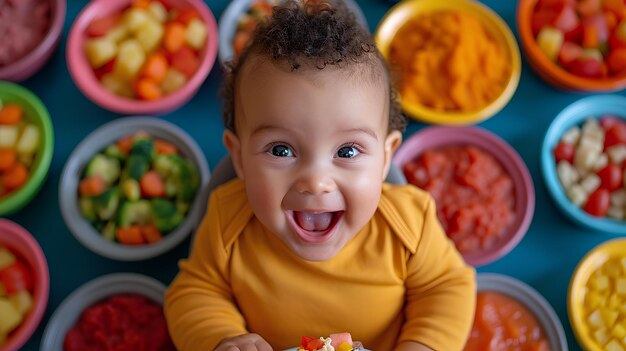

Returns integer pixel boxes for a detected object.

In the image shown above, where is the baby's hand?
[215,333,273,351]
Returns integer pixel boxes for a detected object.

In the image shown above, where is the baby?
[164,1,476,350]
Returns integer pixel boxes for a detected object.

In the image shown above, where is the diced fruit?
[160,68,187,94]
[597,164,624,190]
[114,39,146,80]
[568,55,602,78]
[123,8,151,32]
[122,178,141,201]
[140,52,168,83]
[9,290,33,315]
[0,126,18,148]
[0,299,22,334]
[176,9,200,24]
[554,6,580,33]
[605,124,626,149]
[558,41,584,66]
[134,18,164,52]
[537,27,565,61]
[186,18,208,50]
[134,78,163,100]
[101,74,135,98]
[148,1,167,22]
[577,0,601,17]
[163,22,187,53]
[553,141,575,163]
[86,13,122,38]
[607,48,626,74]
[583,13,610,44]
[329,333,352,348]
[16,124,40,156]
[0,149,16,172]
[170,46,200,78]
[583,188,610,216]
[85,38,118,69]
[1,163,28,191]
[79,176,107,197]
[0,249,16,272]
[0,104,23,125]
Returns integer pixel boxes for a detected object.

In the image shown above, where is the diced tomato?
[599,115,624,130]
[605,123,626,148]
[607,48,626,75]
[597,164,624,191]
[553,142,576,163]
[567,56,603,78]
[140,171,165,197]
[94,59,115,80]
[155,139,178,155]
[0,262,32,294]
[583,188,610,216]
[532,9,559,36]
[117,135,134,155]
[301,336,316,348]
[554,6,580,33]
[537,0,574,11]
[79,176,107,196]
[170,46,201,78]
[558,41,584,67]
[306,338,325,351]
[85,13,122,38]
[176,9,201,24]
[577,0,602,17]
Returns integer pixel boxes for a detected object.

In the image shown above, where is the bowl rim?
[0,218,50,351]
[392,126,535,266]
[58,117,210,261]
[0,0,67,82]
[374,0,521,125]
[477,273,569,350]
[567,238,626,351]
[516,0,626,92]
[540,95,626,234]
[66,0,219,115]
[40,272,166,351]
[0,81,55,216]
[217,0,369,65]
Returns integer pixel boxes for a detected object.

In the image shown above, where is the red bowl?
[0,219,49,351]
[66,0,218,115]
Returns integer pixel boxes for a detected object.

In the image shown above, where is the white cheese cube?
[561,126,581,145]
[557,161,580,188]
[583,118,605,142]
[0,126,18,148]
[608,145,626,166]
[611,190,626,207]
[566,184,588,207]
[16,124,40,155]
[575,146,601,172]
[581,173,601,194]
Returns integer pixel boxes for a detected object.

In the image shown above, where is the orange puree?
[464,292,550,351]
[389,11,511,112]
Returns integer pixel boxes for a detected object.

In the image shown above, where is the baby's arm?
[164,195,265,350]
[397,197,476,351]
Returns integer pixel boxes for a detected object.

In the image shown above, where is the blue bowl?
[541,95,626,234]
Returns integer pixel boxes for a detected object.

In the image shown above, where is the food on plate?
[297,333,363,351]
[389,10,511,112]
[84,0,209,100]
[0,101,41,198]
[403,146,515,255]
[0,0,51,67]
[77,131,199,245]
[463,291,550,351]
[554,116,626,219]
[532,0,626,78]
[63,293,175,351]
[580,255,626,350]
[0,247,34,346]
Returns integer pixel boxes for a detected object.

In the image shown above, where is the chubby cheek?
[341,171,383,228]
[243,170,288,230]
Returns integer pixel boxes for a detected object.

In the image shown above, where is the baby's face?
[225,59,401,261]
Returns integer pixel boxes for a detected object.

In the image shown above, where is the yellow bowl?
[374,0,521,125]
[568,238,626,351]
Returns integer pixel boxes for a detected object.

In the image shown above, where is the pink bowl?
[393,127,535,267]
[0,0,66,82]
[0,218,49,351]
[66,0,218,115]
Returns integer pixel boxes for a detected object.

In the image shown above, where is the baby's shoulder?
[377,183,437,253]
[207,178,254,247]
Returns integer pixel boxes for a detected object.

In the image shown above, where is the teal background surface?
[5,0,626,350]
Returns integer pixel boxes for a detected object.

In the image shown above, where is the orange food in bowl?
[389,10,512,112]
[464,291,550,351]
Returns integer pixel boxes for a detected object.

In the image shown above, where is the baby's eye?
[336,145,360,158]
[271,144,294,157]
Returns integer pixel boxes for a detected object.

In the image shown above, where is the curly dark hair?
[221,0,406,134]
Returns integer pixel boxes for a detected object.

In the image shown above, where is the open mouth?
[286,210,344,244]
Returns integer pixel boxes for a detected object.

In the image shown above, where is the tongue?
[295,212,333,232]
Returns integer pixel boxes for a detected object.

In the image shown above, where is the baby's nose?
[294,171,337,195]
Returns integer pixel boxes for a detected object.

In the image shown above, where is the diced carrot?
[170,46,200,78]
[0,104,23,125]
[116,226,145,245]
[155,139,178,155]
[134,77,163,101]
[1,163,28,190]
[0,149,17,172]
[163,22,187,53]
[605,10,618,29]
[141,224,162,243]
[85,13,122,38]
[140,52,169,83]
[79,176,107,196]
[583,25,599,48]
[233,31,252,56]
[132,0,151,9]
[116,135,134,155]
[140,171,165,197]
[176,9,200,24]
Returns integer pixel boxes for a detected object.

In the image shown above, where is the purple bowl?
[393,126,535,266]
[0,0,66,82]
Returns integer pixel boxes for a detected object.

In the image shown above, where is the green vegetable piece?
[104,144,126,161]
[130,137,155,161]
[118,200,152,227]
[151,198,183,233]
[85,154,121,185]
[94,188,120,221]
[122,178,141,201]
[126,154,149,180]
[79,197,97,222]
[102,221,117,241]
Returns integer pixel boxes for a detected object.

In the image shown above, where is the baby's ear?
[223,130,245,180]
[382,130,402,180]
